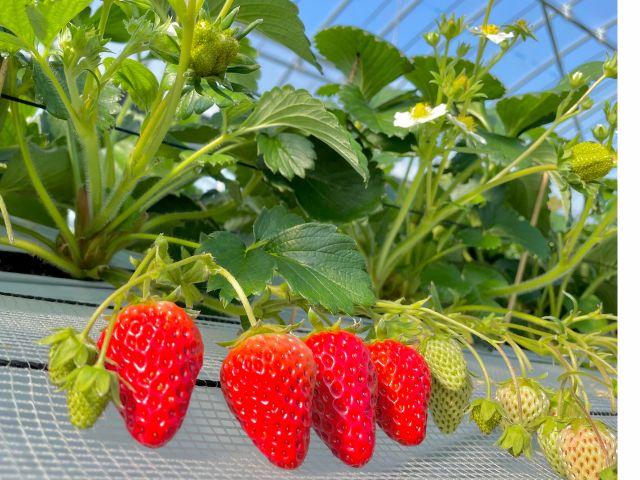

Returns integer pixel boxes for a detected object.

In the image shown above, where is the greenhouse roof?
[255,0,617,140]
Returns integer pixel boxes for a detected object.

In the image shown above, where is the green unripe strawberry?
[496,378,549,431]
[64,365,119,429]
[568,142,617,183]
[419,335,468,390]
[190,20,239,77]
[468,398,502,435]
[430,375,472,434]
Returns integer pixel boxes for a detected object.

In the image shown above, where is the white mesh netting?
[0,293,616,479]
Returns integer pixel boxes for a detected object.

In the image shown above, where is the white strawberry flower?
[393,102,448,129]
[470,24,514,44]
[448,113,486,145]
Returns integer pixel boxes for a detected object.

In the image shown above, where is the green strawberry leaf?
[479,203,550,260]
[106,58,159,111]
[253,205,303,242]
[338,84,408,138]
[315,26,412,100]
[290,141,385,223]
[0,0,35,46]
[198,231,275,304]
[496,92,564,138]
[26,0,92,48]
[264,223,376,313]
[241,86,369,180]
[257,132,316,180]
[208,0,320,71]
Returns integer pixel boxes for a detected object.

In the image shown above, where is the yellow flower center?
[517,19,528,29]
[481,24,501,35]
[410,102,431,119]
[457,114,477,132]
[452,74,470,91]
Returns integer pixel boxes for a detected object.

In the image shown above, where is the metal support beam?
[540,0,582,135]
[540,0,616,50]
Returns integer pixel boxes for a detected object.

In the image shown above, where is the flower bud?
[424,31,440,47]
[581,97,594,110]
[605,101,617,125]
[569,71,585,89]
[438,14,464,40]
[603,54,617,78]
[592,124,608,142]
[456,43,471,57]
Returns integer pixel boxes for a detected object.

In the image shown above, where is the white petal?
[393,111,416,128]
[427,104,448,121]
[469,131,487,145]
[486,32,514,44]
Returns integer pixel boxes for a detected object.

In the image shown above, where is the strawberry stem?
[215,266,257,327]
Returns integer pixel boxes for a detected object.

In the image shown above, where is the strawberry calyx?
[467,398,503,435]
[303,308,363,338]
[40,328,97,386]
[218,321,304,348]
[497,423,533,458]
[372,314,427,345]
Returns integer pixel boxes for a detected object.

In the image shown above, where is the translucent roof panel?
[254,0,617,140]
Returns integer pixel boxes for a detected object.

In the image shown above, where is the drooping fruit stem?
[215,266,258,327]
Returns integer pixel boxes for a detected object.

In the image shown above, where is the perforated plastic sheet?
[0,293,616,479]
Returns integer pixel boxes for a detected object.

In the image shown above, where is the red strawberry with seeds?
[304,330,377,467]
[220,333,316,469]
[97,301,204,447]
[368,339,431,446]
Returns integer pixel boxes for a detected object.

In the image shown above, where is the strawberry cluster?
[220,327,434,469]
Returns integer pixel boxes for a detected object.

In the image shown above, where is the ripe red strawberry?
[368,339,431,445]
[220,333,316,469]
[97,301,204,448]
[304,330,377,467]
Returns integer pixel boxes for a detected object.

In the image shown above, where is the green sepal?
[374,314,426,344]
[39,327,77,346]
[219,7,240,30]
[497,423,533,458]
[600,466,618,480]
[218,320,303,348]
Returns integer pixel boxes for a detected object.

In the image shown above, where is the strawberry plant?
[0,0,617,476]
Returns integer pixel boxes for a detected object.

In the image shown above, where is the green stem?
[463,338,493,398]
[380,164,557,282]
[117,233,199,250]
[376,137,436,281]
[563,194,595,258]
[0,236,83,276]
[0,194,13,244]
[105,134,229,234]
[215,266,258,327]
[487,205,616,296]
[11,106,81,264]
[65,123,82,194]
[142,204,235,232]
[93,1,198,232]
[448,305,559,331]
[504,172,549,322]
